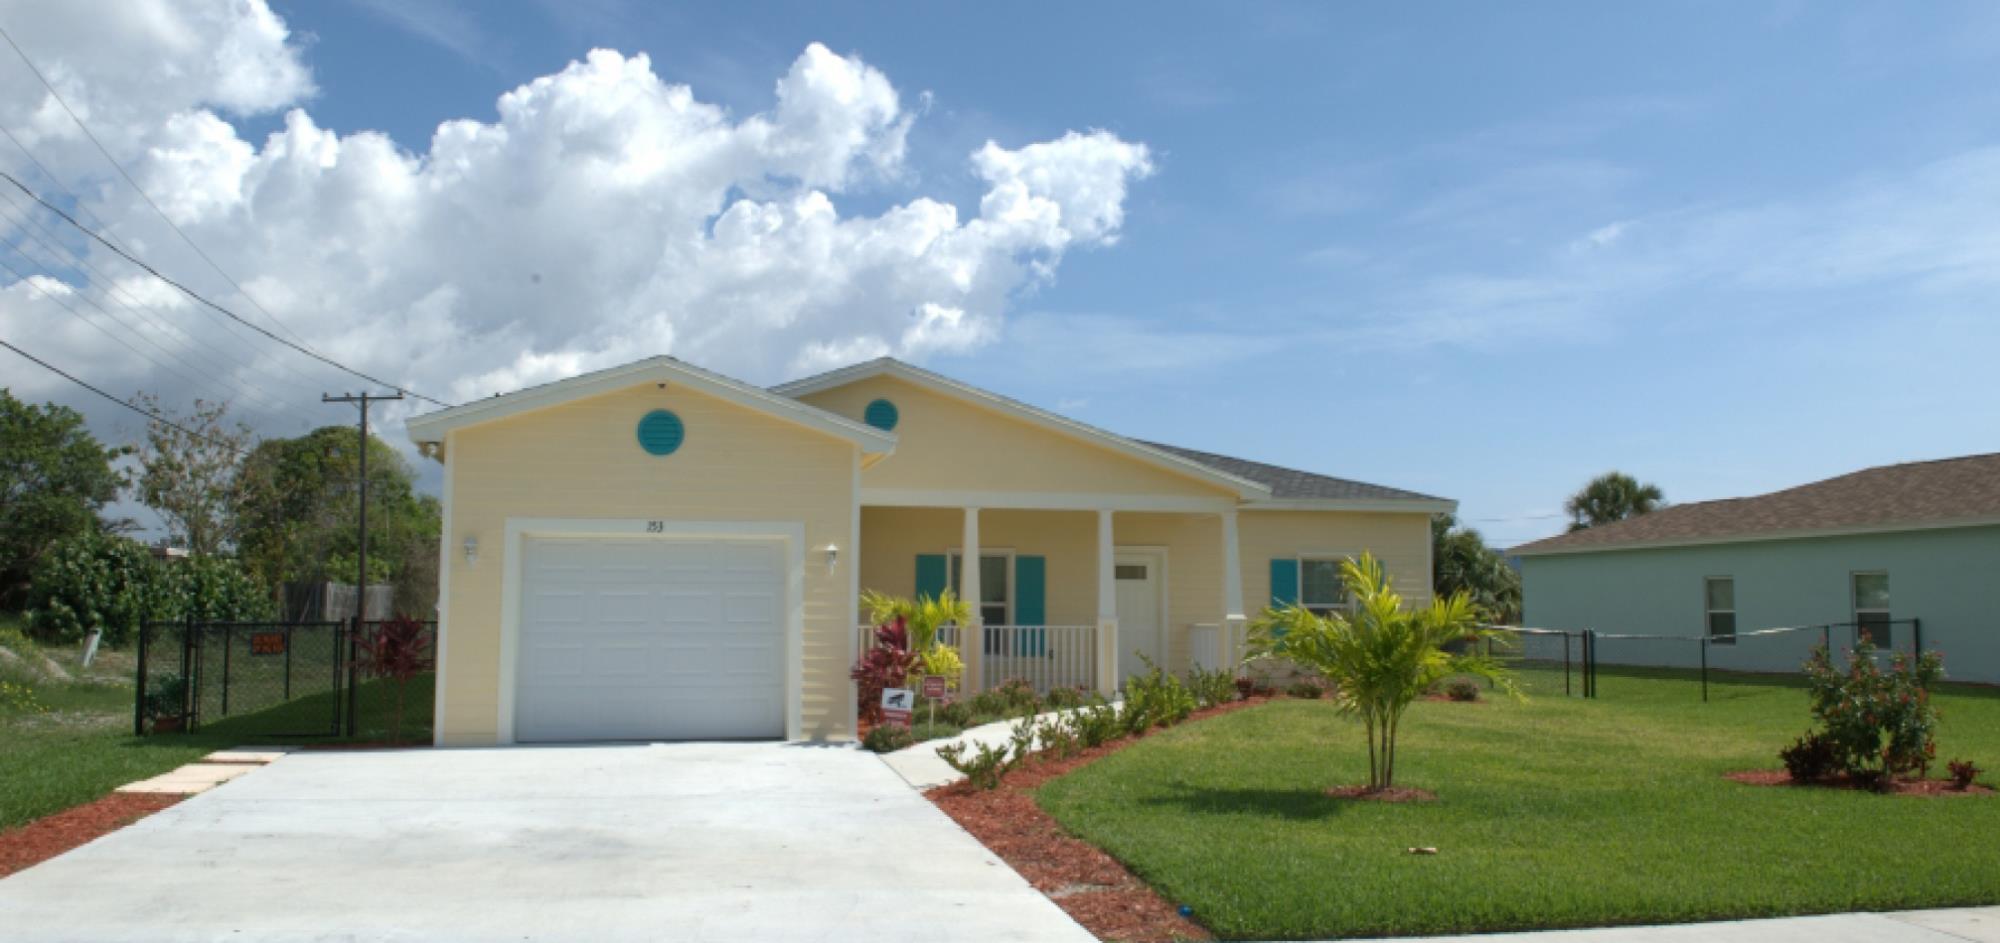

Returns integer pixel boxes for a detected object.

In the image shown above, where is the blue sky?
[9,1,2000,545]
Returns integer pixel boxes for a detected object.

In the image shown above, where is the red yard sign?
[921,674,948,700]
[249,632,287,656]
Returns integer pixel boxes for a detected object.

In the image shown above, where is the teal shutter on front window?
[1270,558,1300,606]
[1015,555,1047,656]
[915,554,948,601]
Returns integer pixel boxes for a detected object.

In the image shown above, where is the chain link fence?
[137,618,436,742]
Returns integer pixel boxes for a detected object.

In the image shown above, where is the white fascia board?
[404,356,896,453]
[860,488,1235,513]
[1241,497,1458,515]
[1509,515,2000,558]
[773,358,1271,500]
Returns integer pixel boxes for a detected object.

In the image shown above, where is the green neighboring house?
[1512,453,2000,684]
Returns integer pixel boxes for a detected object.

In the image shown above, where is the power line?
[0,336,252,457]
[0,169,451,408]
[0,185,335,419]
[0,22,315,349]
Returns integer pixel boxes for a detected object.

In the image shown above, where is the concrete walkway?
[1340,906,2000,942]
[879,703,1097,790]
[0,742,1094,943]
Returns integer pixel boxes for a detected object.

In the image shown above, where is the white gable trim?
[405,356,896,452]
[772,358,1271,499]
[1510,515,2000,558]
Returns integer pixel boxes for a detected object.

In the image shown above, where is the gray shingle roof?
[1511,452,2000,555]
[1138,441,1448,503]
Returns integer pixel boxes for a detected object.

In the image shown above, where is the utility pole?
[323,391,404,624]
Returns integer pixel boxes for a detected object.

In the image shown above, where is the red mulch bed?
[0,793,182,878]
[1326,784,1437,803]
[1727,769,1995,797]
[927,697,1278,942]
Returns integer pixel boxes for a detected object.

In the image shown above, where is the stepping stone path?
[115,747,293,796]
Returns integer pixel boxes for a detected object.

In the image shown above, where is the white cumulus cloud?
[0,0,1152,449]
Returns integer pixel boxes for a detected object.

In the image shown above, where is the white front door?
[515,535,786,742]
[1115,550,1165,680]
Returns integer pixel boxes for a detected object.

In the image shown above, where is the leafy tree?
[1564,471,1664,532]
[0,390,127,606]
[234,427,441,615]
[354,614,435,744]
[1431,514,1520,623]
[132,395,256,556]
[1248,553,1517,792]
[26,530,272,645]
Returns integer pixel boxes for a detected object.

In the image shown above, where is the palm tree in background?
[1564,472,1665,532]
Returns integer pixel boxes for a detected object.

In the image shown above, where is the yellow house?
[406,356,1453,746]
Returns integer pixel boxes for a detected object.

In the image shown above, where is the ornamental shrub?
[1801,641,1944,781]
[1444,679,1481,702]
[850,617,916,726]
[1779,731,1839,782]
[861,723,914,753]
[936,739,1015,790]
[1185,667,1237,707]
[1288,679,1327,699]
[1073,698,1121,748]
[1947,759,1981,791]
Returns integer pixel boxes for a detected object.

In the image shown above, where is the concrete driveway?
[0,743,1093,943]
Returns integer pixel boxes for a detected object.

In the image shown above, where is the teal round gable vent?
[863,398,899,431]
[636,410,685,456]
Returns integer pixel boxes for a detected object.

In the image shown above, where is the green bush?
[1121,657,1196,733]
[1036,713,1081,760]
[967,690,1008,718]
[1044,685,1089,710]
[908,721,962,743]
[1802,641,1943,781]
[1073,698,1121,748]
[1780,731,1838,783]
[1185,667,1238,708]
[994,676,1039,713]
[936,739,1016,790]
[1288,679,1326,699]
[1444,679,1480,702]
[26,531,271,645]
[861,724,915,753]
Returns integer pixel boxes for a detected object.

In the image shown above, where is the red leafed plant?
[354,614,435,744]
[851,616,917,725]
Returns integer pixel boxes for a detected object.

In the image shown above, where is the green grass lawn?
[1,617,433,830]
[1036,666,2000,940]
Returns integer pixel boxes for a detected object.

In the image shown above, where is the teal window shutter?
[1270,558,1300,606]
[915,554,948,601]
[1015,555,1047,656]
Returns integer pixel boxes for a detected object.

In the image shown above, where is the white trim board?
[495,517,809,744]
[406,356,895,454]
[862,488,1236,513]
[430,430,454,747]
[772,357,1270,499]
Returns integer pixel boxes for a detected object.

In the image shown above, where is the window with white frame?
[1300,557,1349,617]
[1852,572,1891,648]
[1704,577,1736,645]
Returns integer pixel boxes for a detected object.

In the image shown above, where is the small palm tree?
[1564,471,1664,532]
[1247,553,1517,792]
[861,589,973,686]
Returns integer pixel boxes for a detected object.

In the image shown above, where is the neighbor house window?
[1852,572,1891,648]
[1704,577,1736,646]
[950,552,1012,651]
[1300,558,1349,617]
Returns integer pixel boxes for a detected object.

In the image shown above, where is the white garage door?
[515,535,787,742]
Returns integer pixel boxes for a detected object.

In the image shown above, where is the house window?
[1704,577,1736,646]
[952,547,1016,631]
[1853,572,1891,648]
[1300,558,1348,617]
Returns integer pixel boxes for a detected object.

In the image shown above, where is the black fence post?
[221,624,233,717]
[134,621,149,737]
[180,614,195,731]
[1822,624,1831,653]
[346,616,361,738]
[283,624,293,700]
[1699,638,1709,704]
[1912,618,1923,658]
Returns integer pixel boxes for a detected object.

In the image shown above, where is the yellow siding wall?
[800,376,1239,498]
[1237,510,1434,612]
[440,382,858,745]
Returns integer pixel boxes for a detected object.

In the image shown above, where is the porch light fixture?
[824,543,839,571]
[463,536,478,565]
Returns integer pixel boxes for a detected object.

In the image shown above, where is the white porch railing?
[854,623,1097,695]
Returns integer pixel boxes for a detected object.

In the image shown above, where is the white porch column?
[960,506,983,693]
[1220,508,1247,668]
[1095,508,1119,695]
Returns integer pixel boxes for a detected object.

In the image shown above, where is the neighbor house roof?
[1511,452,2000,556]
[405,356,897,453]
[1138,441,1454,512]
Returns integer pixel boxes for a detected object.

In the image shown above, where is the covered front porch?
[855,497,1250,695]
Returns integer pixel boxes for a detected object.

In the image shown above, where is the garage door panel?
[516,534,787,743]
